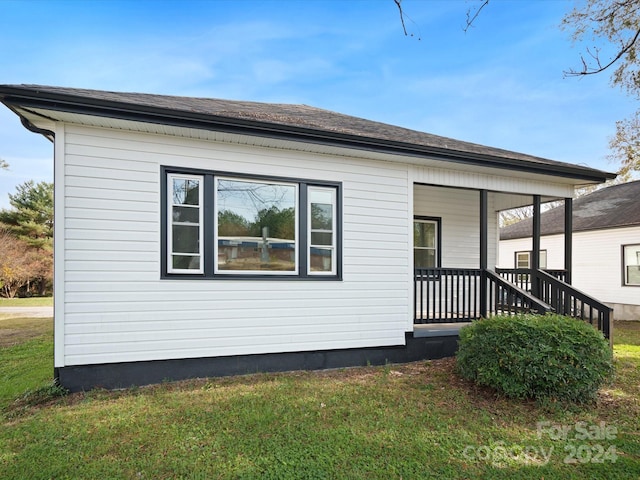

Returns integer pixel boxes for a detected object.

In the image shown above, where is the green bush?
[456,314,614,404]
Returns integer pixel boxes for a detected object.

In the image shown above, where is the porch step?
[413,322,471,338]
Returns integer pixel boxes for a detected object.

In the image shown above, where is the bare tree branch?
[394,0,408,36]
[565,26,640,77]
[393,0,421,40]
[464,0,490,33]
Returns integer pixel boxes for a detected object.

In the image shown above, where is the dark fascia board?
[0,86,616,183]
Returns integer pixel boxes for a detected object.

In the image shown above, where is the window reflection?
[217,178,297,272]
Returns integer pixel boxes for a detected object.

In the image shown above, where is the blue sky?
[0,0,635,209]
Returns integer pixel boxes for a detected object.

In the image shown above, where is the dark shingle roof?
[500,180,640,240]
[0,84,616,182]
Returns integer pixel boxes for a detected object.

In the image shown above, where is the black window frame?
[413,216,442,269]
[161,166,342,280]
[622,243,640,287]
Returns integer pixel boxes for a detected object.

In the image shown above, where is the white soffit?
[18,106,597,188]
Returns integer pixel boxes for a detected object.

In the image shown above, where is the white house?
[0,85,615,391]
[499,180,640,321]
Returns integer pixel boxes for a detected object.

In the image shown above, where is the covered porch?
[412,184,612,340]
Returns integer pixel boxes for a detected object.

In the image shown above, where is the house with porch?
[499,180,640,320]
[0,84,615,391]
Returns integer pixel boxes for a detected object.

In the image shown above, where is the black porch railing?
[414,268,550,324]
[496,268,612,339]
[415,268,612,340]
[414,268,482,323]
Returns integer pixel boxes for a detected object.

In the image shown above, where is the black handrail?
[484,270,551,316]
[495,268,567,290]
[535,269,612,340]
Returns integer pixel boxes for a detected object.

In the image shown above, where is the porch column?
[564,197,573,284]
[480,190,488,270]
[531,195,541,298]
[479,190,488,317]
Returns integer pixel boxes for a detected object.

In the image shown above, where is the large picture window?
[623,244,640,286]
[216,177,298,274]
[162,168,341,279]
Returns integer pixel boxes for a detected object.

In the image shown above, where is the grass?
[0,297,53,307]
[1,318,639,479]
[0,318,53,407]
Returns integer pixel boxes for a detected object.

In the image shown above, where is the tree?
[608,110,640,180]
[395,0,640,178]
[562,0,640,86]
[0,180,53,249]
[250,206,295,240]
[0,229,46,298]
[218,210,250,236]
[0,181,54,297]
[563,0,640,178]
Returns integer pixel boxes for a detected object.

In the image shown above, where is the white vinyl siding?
[54,119,586,368]
[498,235,564,270]
[59,124,409,366]
[413,185,497,270]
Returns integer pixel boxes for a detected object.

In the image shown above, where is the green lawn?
[0,297,53,307]
[1,318,639,479]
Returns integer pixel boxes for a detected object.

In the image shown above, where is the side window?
[414,218,439,268]
[515,251,530,269]
[162,168,341,279]
[167,174,203,274]
[623,244,640,286]
[515,250,547,269]
[308,187,337,275]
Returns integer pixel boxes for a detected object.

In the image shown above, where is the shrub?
[456,314,613,404]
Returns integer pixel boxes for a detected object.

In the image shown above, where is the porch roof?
[0,84,615,183]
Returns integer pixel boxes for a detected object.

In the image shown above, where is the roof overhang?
[0,85,617,185]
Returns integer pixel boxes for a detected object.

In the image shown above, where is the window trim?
[167,173,204,274]
[214,176,300,276]
[308,186,337,276]
[622,243,640,287]
[514,250,547,269]
[161,166,342,280]
[413,216,441,269]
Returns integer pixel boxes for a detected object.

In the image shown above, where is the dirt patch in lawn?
[0,317,53,347]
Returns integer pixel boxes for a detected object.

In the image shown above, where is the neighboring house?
[499,180,640,321]
[0,85,615,391]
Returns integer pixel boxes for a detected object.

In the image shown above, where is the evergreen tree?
[0,180,53,250]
